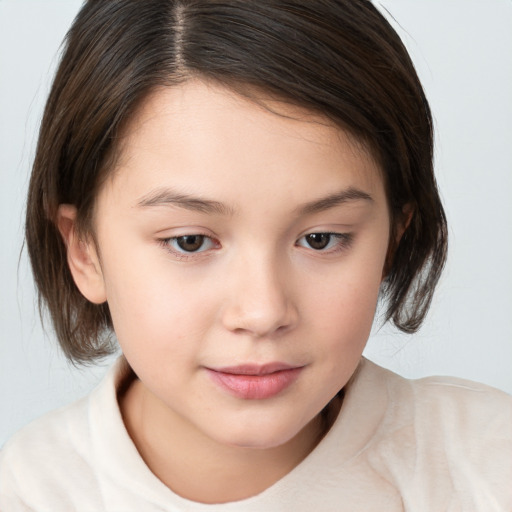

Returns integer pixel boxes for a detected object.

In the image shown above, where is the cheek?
[306,248,385,325]
[99,243,217,359]
[301,272,381,397]
[309,276,379,356]
[300,240,387,360]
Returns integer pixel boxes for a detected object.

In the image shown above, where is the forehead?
[101,80,386,211]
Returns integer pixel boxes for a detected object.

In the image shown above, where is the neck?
[119,377,337,504]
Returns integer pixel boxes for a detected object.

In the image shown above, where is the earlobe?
[57,204,107,304]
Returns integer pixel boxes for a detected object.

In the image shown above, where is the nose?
[220,252,299,338]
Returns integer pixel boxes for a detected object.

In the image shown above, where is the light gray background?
[1,0,511,448]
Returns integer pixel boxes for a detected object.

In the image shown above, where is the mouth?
[205,363,304,400]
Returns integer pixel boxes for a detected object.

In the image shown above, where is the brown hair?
[25,0,447,363]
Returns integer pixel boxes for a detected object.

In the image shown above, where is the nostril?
[221,297,298,338]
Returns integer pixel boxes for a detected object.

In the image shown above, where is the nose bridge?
[221,245,297,337]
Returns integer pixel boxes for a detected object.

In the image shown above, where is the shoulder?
[0,361,123,510]
[358,357,512,418]
[369,359,512,434]
[406,371,512,475]
[412,372,512,427]
[0,394,93,509]
[350,359,512,508]
[358,358,512,450]
[1,392,92,457]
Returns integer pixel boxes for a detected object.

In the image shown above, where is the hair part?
[26,0,447,363]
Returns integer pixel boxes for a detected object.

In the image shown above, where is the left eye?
[165,235,216,253]
[296,232,349,251]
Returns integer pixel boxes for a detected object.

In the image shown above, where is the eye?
[163,234,217,254]
[296,232,352,252]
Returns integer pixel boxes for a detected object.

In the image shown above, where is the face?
[74,80,392,450]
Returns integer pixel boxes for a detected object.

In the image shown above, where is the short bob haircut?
[26,0,447,363]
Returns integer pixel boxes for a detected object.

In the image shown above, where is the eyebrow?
[297,187,374,215]
[136,186,373,216]
[136,188,234,216]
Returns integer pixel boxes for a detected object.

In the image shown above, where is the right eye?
[161,234,218,255]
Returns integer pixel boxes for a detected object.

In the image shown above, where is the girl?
[1,1,511,510]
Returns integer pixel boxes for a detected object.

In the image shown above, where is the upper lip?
[209,363,302,376]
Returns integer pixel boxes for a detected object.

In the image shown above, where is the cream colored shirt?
[1,357,511,511]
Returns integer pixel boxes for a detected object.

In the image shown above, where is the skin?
[58,80,404,504]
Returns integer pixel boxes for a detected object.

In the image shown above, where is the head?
[26,0,447,368]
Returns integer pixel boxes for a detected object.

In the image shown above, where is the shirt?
[1,357,511,511]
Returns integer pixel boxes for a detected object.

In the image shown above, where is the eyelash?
[158,232,354,260]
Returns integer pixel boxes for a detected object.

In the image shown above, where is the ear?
[382,203,414,279]
[395,203,414,243]
[57,204,107,304]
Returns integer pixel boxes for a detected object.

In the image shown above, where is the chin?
[224,435,293,451]
[211,417,313,451]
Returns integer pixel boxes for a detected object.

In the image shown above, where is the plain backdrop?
[1,0,511,448]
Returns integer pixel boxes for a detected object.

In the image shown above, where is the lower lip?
[206,368,303,400]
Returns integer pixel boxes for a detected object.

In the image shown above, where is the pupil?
[307,233,330,250]
[177,235,204,252]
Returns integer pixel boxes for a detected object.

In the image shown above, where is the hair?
[25,0,447,363]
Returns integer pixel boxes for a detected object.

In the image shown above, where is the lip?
[205,363,304,400]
